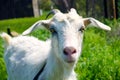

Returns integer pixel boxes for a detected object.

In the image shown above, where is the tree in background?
[32,0,52,17]
[32,0,39,17]
[32,0,119,18]
[104,0,117,19]
[39,0,52,10]
[0,0,119,19]
[76,0,86,16]
[0,0,33,20]
[51,0,76,13]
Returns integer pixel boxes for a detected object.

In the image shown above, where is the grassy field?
[0,15,120,80]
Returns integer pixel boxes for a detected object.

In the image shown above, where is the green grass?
[0,16,120,80]
[0,17,43,33]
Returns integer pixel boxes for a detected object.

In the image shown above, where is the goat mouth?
[65,55,76,63]
[67,60,75,63]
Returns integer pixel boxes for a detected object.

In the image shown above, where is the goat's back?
[4,35,51,80]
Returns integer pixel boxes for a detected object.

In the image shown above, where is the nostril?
[72,49,76,54]
[64,49,69,55]
[63,47,76,55]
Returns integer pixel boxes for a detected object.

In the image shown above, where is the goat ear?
[22,20,50,35]
[83,18,111,31]
[70,8,77,13]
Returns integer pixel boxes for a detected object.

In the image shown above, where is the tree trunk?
[32,0,39,17]
[112,0,116,19]
[104,0,108,18]
[104,0,116,19]
[115,0,118,18]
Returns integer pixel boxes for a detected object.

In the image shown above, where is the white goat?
[1,8,111,80]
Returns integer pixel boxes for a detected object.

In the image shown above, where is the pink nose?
[63,47,76,55]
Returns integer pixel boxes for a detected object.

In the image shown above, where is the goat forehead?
[53,19,83,31]
[52,12,82,22]
[50,12,84,33]
[67,12,82,21]
[53,13,67,21]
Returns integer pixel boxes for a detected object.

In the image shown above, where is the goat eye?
[49,28,56,33]
[79,27,85,32]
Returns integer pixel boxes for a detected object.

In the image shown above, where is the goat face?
[22,8,111,64]
[50,12,84,63]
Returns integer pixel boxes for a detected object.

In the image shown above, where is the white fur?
[3,35,51,80]
[1,8,111,80]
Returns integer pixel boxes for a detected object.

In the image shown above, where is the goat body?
[2,33,77,80]
[2,33,51,80]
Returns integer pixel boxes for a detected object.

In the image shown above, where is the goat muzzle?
[63,47,77,63]
[63,47,76,55]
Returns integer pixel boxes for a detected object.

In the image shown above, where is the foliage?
[0,16,120,80]
[0,15,46,33]
[38,0,52,10]
[118,0,120,17]
[76,0,86,16]
[0,37,7,80]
